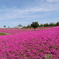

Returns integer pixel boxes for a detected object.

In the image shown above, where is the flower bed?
[0,26,59,59]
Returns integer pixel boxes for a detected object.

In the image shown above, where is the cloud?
[0,7,57,20]
[0,0,59,21]
[0,8,50,20]
[11,21,31,24]
[47,0,58,2]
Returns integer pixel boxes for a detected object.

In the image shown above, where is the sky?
[0,0,59,28]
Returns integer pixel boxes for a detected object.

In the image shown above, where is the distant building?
[14,26,22,28]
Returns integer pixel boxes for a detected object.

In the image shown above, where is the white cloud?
[11,22,31,24]
[0,7,58,20]
[0,8,46,20]
[0,0,59,21]
[47,0,58,2]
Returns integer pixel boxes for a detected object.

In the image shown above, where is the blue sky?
[0,0,59,28]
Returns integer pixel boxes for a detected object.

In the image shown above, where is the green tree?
[3,25,6,28]
[49,22,55,26]
[56,22,59,26]
[39,24,44,27]
[44,23,49,27]
[26,25,31,28]
[22,26,27,28]
[31,22,39,30]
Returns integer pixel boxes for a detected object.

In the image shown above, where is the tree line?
[3,22,59,29]
[23,22,59,28]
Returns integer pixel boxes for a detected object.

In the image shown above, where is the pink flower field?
[0,26,59,59]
